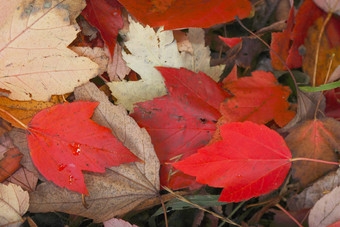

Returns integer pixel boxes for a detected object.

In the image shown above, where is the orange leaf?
[117,0,252,30]
[220,71,295,127]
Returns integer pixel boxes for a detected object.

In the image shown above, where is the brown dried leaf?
[0,183,29,226]
[280,90,325,132]
[108,44,131,81]
[0,148,22,183]
[9,129,40,178]
[288,168,340,211]
[28,82,160,222]
[0,0,98,101]
[6,167,38,192]
[173,30,193,54]
[0,119,12,137]
[309,186,340,227]
[286,118,340,189]
[69,47,109,76]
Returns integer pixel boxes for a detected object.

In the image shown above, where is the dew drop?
[57,163,66,171]
[72,143,81,156]
[69,175,74,184]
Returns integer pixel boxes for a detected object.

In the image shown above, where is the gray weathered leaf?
[288,168,340,211]
[309,186,340,227]
[280,90,325,132]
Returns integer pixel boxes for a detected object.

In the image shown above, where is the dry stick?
[162,186,240,227]
[159,194,169,227]
[276,204,303,227]
[312,12,333,87]
[234,16,298,93]
[313,53,335,120]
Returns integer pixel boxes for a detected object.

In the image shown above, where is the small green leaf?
[152,195,226,217]
[299,81,340,92]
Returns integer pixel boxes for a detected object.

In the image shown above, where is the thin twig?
[312,12,333,86]
[162,186,240,227]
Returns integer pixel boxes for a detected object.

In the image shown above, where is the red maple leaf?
[219,36,242,48]
[220,70,295,127]
[27,101,138,195]
[173,121,292,203]
[131,67,229,189]
[117,0,251,30]
[82,0,123,57]
[271,0,323,70]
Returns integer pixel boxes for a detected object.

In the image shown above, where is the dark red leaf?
[27,101,138,195]
[131,67,229,189]
[287,0,323,69]
[82,0,123,57]
[173,121,292,202]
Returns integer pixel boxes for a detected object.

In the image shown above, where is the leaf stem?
[0,107,28,129]
[290,157,339,166]
[276,204,303,227]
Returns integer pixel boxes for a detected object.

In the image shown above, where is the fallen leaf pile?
[0,0,340,226]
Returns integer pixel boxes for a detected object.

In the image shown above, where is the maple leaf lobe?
[173,121,292,202]
[27,101,138,195]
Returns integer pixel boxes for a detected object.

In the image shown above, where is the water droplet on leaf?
[57,164,66,171]
[71,143,81,156]
[69,175,74,184]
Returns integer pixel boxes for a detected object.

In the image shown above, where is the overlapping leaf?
[27,101,138,194]
[29,83,160,222]
[82,0,123,57]
[220,70,295,127]
[173,121,292,202]
[131,67,229,189]
[285,118,340,188]
[271,0,323,70]
[0,183,29,226]
[117,0,251,30]
[0,0,98,101]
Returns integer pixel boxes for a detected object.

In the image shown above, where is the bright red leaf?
[27,101,138,195]
[221,71,295,127]
[173,121,292,203]
[219,36,242,48]
[82,0,123,57]
[117,0,252,30]
[131,67,229,189]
